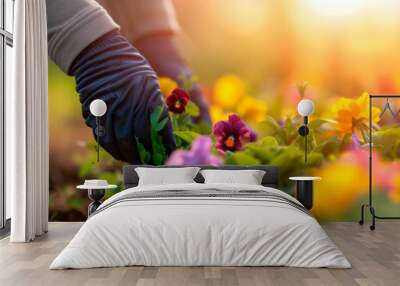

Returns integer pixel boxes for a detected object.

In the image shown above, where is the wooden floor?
[0,222,399,286]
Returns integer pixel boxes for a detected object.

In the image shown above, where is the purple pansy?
[213,114,257,153]
[166,136,223,166]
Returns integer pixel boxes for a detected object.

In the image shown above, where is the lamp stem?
[304,116,308,164]
[96,116,100,163]
[305,132,307,164]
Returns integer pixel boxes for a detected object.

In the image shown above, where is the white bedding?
[50,183,351,269]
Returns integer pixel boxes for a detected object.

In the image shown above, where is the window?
[0,0,14,231]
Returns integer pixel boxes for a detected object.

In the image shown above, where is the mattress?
[50,183,351,269]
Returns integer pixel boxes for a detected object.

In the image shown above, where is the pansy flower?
[332,92,381,137]
[213,114,257,153]
[166,88,190,114]
[166,136,222,166]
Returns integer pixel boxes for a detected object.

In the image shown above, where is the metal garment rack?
[359,94,400,230]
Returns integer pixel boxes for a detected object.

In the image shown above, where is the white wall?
[5,45,14,220]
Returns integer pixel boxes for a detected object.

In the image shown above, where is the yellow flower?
[210,106,229,124]
[389,175,400,203]
[213,74,245,109]
[332,92,380,136]
[159,77,178,98]
[281,107,297,119]
[311,151,368,220]
[237,96,268,123]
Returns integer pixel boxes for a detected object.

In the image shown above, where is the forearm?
[98,0,179,42]
[95,0,187,82]
[134,33,190,81]
[46,0,119,74]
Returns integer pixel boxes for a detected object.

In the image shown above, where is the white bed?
[50,182,350,269]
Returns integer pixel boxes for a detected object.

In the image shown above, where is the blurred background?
[49,0,400,221]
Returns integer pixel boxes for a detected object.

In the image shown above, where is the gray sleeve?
[46,0,120,74]
[97,0,179,42]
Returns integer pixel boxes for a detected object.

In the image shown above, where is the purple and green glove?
[70,30,176,163]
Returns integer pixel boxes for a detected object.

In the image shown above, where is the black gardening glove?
[134,33,211,125]
[70,30,176,163]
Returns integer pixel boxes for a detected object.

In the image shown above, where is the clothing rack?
[359,94,400,230]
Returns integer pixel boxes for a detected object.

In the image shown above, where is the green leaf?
[270,145,304,167]
[225,152,261,165]
[245,145,274,163]
[282,116,299,145]
[98,171,118,184]
[258,136,279,148]
[257,116,281,133]
[154,117,168,132]
[78,158,94,178]
[148,105,169,164]
[171,114,179,130]
[256,116,286,144]
[153,152,164,166]
[373,127,400,159]
[150,105,170,132]
[185,101,200,117]
[308,119,334,130]
[150,129,167,165]
[177,112,192,127]
[198,121,212,135]
[150,105,163,127]
[135,137,151,164]
[152,134,167,165]
[243,136,280,163]
[341,133,353,149]
[313,136,342,157]
[68,197,85,209]
[174,131,201,144]
[306,152,324,166]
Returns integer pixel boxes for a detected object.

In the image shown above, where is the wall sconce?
[89,99,107,162]
[297,99,315,163]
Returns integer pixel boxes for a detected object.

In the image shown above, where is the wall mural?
[49,0,400,221]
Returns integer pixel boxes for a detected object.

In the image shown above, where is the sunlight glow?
[303,0,364,20]
[216,0,267,33]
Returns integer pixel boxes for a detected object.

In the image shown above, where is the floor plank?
[0,222,399,286]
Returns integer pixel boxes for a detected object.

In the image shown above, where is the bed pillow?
[135,167,201,186]
[200,169,266,185]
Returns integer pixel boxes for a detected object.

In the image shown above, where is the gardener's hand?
[70,30,176,163]
[134,33,211,125]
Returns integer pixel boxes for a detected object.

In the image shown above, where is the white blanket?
[50,183,351,269]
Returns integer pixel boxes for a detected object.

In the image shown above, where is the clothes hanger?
[379,97,397,118]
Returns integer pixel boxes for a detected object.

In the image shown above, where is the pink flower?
[166,136,222,166]
[213,114,257,153]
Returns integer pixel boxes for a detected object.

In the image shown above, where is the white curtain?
[7,0,49,242]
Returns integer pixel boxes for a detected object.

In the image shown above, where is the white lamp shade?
[89,99,107,117]
[297,99,315,117]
